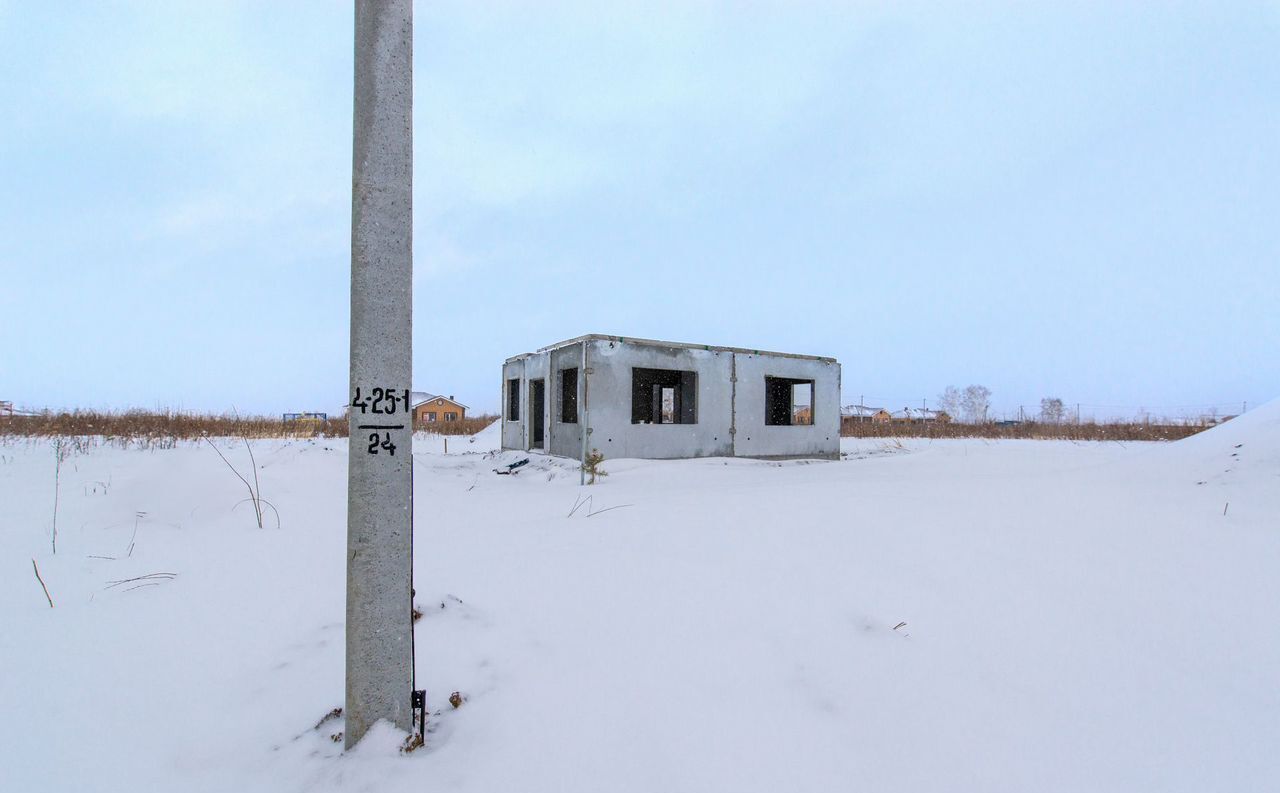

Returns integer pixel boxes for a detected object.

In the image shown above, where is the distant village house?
[841,404,892,424]
[412,392,468,424]
[890,407,951,424]
[282,411,328,422]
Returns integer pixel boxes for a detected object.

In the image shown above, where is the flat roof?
[505,334,838,364]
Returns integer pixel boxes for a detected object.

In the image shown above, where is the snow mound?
[412,419,501,455]
[468,417,501,449]
[1166,396,1280,473]
[1160,397,1280,518]
[1173,396,1280,455]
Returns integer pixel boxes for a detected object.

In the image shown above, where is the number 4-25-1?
[367,432,397,455]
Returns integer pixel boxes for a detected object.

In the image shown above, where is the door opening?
[529,379,546,449]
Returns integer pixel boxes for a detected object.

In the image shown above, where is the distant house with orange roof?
[411,392,468,424]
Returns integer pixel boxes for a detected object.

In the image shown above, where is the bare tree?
[1039,397,1066,423]
[961,385,992,423]
[937,386,962,420]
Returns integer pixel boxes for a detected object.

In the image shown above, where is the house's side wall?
[548,342,584,459]
[732,353,841,460]
[583,338,734,460]
[501,358,525,450]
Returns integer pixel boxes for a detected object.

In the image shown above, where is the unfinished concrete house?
[501,335,841,461]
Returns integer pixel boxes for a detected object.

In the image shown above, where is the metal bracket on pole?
[579,342,588,485]
[410,689,427,740]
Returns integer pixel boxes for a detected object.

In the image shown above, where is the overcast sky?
[1,1,1276,419]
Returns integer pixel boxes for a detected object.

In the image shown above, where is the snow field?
[2,404,1278,792]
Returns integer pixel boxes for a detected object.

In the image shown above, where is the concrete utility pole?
[346,0,414,749]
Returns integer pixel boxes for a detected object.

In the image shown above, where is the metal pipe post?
[583,340,591,483]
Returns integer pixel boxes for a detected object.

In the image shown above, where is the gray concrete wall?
[732,353,841,460]
[548,342,584,459]
[501,358,525,450]
[582,338,735,460]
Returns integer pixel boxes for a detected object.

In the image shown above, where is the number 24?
[367,432,397,456]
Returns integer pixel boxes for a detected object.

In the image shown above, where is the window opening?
[765,377,815,426]
[507,378,520,421]
[560,368,579,423]
[631,368,697,424]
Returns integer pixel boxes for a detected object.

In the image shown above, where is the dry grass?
[0,409,498,445]
[841,419,1212,442]
[0,410,346,445]
[412,415,498,436]
[3,409,1206,444]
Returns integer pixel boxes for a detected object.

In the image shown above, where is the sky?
[1,1,1277,420]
